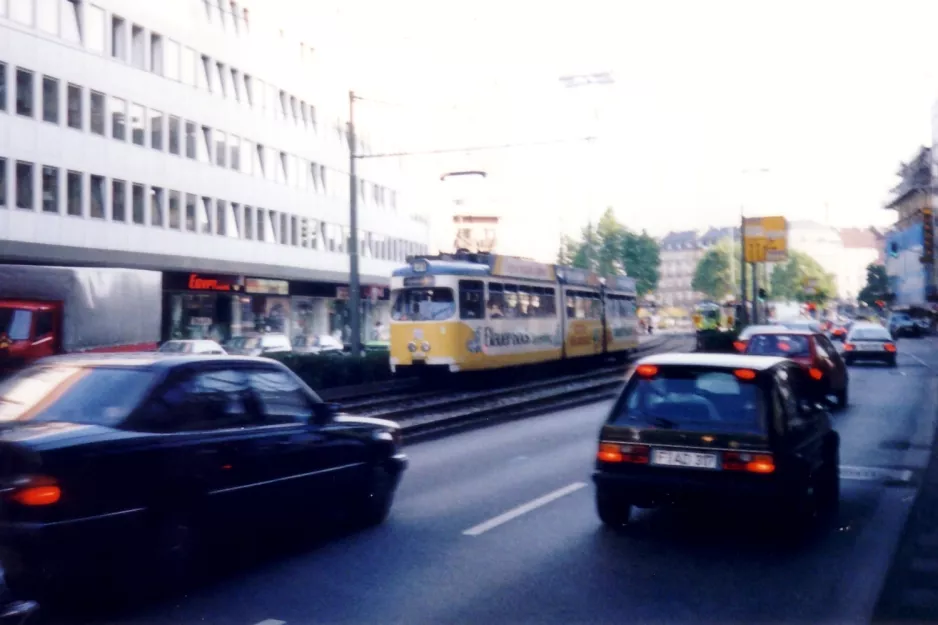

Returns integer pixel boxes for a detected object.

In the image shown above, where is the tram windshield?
[391,288,456,321]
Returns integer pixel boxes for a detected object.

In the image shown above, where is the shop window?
[16,68,34,118]
[41,166,59,213]
[41,76,59,123]
[131,183,144,224]
[90,90,105,135]
[168,190,181,229]
[66,170,82,217]
[459,280,485,320]
[67,84,82,129]
[15,161,33,210]
[150,109,163,150]
[112,179,126,222]
[89,175,105,219]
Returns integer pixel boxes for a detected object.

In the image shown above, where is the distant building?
[655,227,737,308]
[883,146,933,306]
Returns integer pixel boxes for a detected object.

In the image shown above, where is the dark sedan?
[0,353,407,604]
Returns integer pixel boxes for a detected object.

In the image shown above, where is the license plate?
[651,449,719,469]
[856,342,883,351]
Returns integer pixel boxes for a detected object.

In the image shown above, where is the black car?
[0,353,407,602]
[593,353,840,533]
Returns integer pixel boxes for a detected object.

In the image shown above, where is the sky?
[272,0,938,256]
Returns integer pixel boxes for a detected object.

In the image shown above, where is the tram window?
[503,284,520,318]
[487,282,506,319]
[540,288,556,317]
[566,294,576,318]
[391,288,455,321]
[459,280,485,320]
[518,286,532,317]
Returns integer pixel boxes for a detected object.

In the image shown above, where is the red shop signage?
[187,273,243,292]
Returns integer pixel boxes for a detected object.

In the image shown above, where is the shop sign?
[245,278,289,295]
[187,273,243,292]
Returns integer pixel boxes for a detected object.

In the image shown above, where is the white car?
[843,323,897,367]
[158,339,227,355]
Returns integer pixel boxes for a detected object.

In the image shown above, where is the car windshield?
[0,309,32,341]
[391,288,456,321]
[615,368,765,434]
[0,365,156,426]
[850,328,891,341]
[746,334,812,358]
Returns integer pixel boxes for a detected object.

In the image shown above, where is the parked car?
[743,328,848,409]
[225,333,292,357]
[159,339,227,355]
[593,353,840,534]
[291,334,345,355]
[0,353,407,603]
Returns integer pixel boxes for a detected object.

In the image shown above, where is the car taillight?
[733,341,746,352]
[597,442,650,464]
[844,343,855,351]
[6,475,61,506]
[722,452,775,474]
[885,343,897,353]
[808,367,824,380]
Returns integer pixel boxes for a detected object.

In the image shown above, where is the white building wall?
[0,0,428,283]
[786,221,845,297]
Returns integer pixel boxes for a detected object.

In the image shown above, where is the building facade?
[0,0,430,343]
[884,146,933,306]
[655,227,737,308]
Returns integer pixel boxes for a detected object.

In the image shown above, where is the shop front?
[161,272,391,346]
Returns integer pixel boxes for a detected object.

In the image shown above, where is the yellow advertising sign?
[743,216,788,263]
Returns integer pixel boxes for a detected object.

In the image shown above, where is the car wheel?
[354,466,396,527]
[596,492,633,529]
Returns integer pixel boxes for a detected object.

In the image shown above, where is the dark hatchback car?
[0,353,407,601]
[593,353,840,533]
[743,328,848,409]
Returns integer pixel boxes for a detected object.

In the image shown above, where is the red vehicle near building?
[0,265,162,376]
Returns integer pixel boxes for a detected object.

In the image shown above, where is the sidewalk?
[874,338,938,623]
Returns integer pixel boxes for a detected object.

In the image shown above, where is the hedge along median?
[269,352,408,389]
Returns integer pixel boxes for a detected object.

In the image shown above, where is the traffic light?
[922,206,934,264]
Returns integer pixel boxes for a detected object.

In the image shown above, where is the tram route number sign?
[743,216,788,263]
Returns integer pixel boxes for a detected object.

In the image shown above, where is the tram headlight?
[407,342,418,352]
[421,341,431,352]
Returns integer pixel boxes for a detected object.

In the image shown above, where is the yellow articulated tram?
[389,253,639,374]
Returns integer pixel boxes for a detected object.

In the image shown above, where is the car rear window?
[850,328,891,341]
[613,368,765,434]
[746,334,812,358]
[0,365,156,426]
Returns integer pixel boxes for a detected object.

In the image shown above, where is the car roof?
[848,322,888,331]
[35,352,280,370]
[743,328,817,336]
[636,352,788,371]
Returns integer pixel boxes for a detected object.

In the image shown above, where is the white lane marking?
[904,351,934,371]
[253,620,286,625]
[463,482,588,537]
[839,465,913,483]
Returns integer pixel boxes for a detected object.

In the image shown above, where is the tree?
[692,239,736,300]
[769,250,837,303]
[858,263,888,306]
[557,208,661,295]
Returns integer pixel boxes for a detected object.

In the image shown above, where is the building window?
[185,121,196,159]
[150,186,163,226]
[150,33,164,75]
[41,166,58,213]
[277,152,287,184]
[165,40,180,80]
[67,83,82,129]
[66,170,82,216]
[130,24,145,69]
[41,76,58,123]
[228,135,240,170]
[215,131,226,167]
[240,139,252,175]
[90,90,105,135]
[131,183,144,224]
[111,96,126,140]
[199,125,212,163]
[62,0,81,43]
[150,109,163,150]
[180,47,196,87]
[168,190,181,229]
[168,116,181,155]
[130,103,145,145]
[111,16,127,61]
[85,4,105,53]
[215,62,227,97]
[90,175,105,219]
[185,193,197,231]
[16,161,33,210]
[230,68,241,102]
[0,63,6,113]
[243,74,254,106]
[37,0,59,35]
[215,200,226,236]
[112,179,126,221]
[200,55,212,92]
[10,0,33,25]
[243,205,253,239]
[200,197,212,233]
[16,68,34,118]
[0,158,6,209]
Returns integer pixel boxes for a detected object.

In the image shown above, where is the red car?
[743,329,849,409]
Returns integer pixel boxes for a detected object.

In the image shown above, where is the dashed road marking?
[839,465,914,483]
[904,351,935,371]
[463,482,587,536]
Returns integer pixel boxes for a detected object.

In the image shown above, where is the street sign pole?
[751,262,759,325]
[740,211,748,325]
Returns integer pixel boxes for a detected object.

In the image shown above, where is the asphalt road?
[50,336,938,625]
